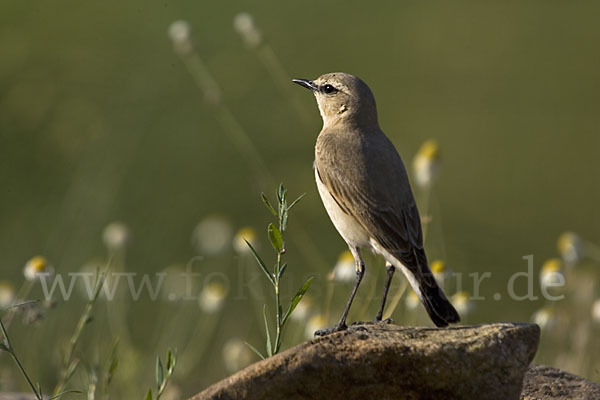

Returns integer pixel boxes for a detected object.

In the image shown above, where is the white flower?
[430,260,446,285]
[222,338,253,373]
[405,290,420,310]
[532,307,556,330]
[557,231,584,266]
[168,20,193,55]
[192,215,233,256]
[78,259,105,299]
[199,281,228,313]
[23,256,54,281]
[451,291,473,316]
[592,299,600,325]
[331,251,355,283]
[539,258,564,295]
[102,222,131,252]
[290,295,312,322]
[412,139,441,188]
[233,13,262,48]
[305,314,327,339]
[0,281,15,309]
[232,226,258,254]
[161,264,188,302]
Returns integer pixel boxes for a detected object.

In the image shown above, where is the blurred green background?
[1,0,599,397]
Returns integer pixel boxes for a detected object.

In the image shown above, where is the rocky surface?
[191,322,540,400]
[521,364,600,400]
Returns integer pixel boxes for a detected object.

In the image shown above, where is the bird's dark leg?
[315,246,365,337]
[374,262,395,322]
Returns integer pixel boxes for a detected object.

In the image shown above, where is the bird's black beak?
[292,78,318,91]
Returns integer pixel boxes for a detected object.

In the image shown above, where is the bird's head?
[293,72,378,128]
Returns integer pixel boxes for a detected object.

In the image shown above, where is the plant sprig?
[54,263,110,396]
[246,184,313,358]
[145,349,176,400]
[1,316,81,400]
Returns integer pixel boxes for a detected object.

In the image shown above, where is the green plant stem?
[54,264,108,396]
[178,51,271,189]
[0,319,43,400]
[255,44,312,124]
[273,253,282,353]
[382,278,409,321]
[176,39,332,278]
[9,352,42,400]
[2,280,34,329]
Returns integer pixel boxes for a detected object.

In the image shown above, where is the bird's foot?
[314,323,347,337]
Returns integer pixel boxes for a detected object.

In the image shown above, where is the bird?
[293,72,460,335]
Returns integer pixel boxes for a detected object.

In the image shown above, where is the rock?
[521,364,600,400]
[190,322,540,400]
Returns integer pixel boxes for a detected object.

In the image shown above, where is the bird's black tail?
[419,277,460,327]
[394,247,460,327]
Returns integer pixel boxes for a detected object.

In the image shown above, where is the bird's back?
[315,126,424,253]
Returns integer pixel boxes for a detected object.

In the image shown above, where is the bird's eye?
[321,84,337,94]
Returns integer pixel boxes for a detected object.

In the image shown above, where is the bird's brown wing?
[315,129,430,281]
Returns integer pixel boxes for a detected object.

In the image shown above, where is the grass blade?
[263,305,272,357]
[282,276,314,326]
[278,263,287,279]
[244,341,265,360]
[261,193,278,216]
[155,357,164,391]
[287,193,306,210]
[245,240,275,286]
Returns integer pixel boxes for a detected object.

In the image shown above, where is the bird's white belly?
[315,168,370,248]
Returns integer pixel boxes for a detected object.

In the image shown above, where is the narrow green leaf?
[281,210,289,232]
[245,240,275,286]
[64,359,80,382]
[105,338,119,386]
[263,305,272,357]
[277,183,286,205]
[145,388,153,400]
[107,359,118,385]
[244,341,265,360]
[166,349,176,375]
[287,193,306,210]
[3,300,38,310]
[0,320,10,352]
[155,358,164,391]
[282,276,314,326]
[261,193,278,216]
[278,263,288,279]
[267,223,283,253]
[92,270,107,302]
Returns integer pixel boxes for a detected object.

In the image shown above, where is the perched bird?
[293,73,460,335]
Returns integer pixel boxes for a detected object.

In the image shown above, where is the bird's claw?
[314,323,347,337]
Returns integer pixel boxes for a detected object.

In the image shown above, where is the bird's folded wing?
[316,158,429,280]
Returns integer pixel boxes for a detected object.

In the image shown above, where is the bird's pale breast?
[314,167,370,248]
